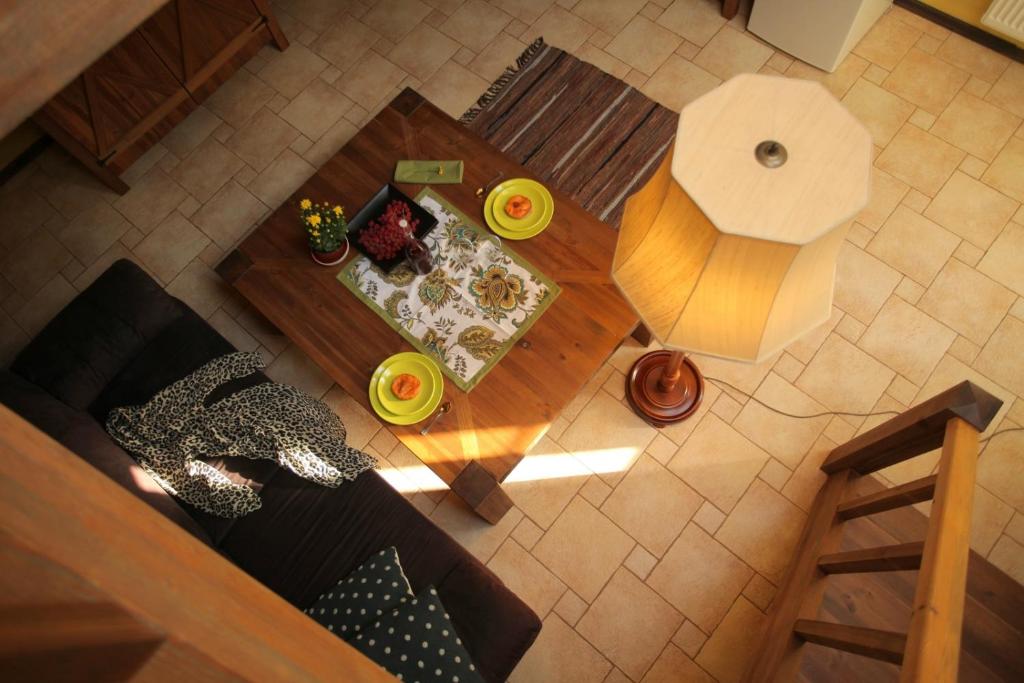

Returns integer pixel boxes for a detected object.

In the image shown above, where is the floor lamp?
[612,74,872,427]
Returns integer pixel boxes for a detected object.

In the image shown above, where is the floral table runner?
[337,188,560,392]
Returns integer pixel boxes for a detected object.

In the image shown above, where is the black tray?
[348,184,438,272]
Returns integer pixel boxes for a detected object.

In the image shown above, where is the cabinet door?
[40,76,99,157]
[139,0,261,86]
[41,29,186,160]
[86,29,186,157]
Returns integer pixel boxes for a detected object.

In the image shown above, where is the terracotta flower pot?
[310,237,350,266]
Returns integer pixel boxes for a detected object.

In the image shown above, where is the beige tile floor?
[2,0,1024,680]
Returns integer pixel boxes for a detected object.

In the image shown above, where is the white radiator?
[982,0,1024,41]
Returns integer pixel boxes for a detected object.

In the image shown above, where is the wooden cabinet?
[33,0,287,193]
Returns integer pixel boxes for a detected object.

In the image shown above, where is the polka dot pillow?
[304,547,414,637]
[350,586,484,683]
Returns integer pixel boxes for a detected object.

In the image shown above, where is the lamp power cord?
[702,375,1023,445]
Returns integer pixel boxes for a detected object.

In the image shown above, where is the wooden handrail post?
[899,417,979,683]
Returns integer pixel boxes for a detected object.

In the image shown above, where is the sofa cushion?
[219,469,541,683]
[86,304,263,420]
[304,547,414,637]
[349,586,485,683]
[0,370,212,545]
[10,260,183,411]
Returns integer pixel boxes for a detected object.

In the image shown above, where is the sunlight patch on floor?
[377,463,448,493]
[376,446,638,493]
[507,447,638,482]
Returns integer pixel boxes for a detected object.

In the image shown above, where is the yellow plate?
[484,178,554,240]
[368,366,442,425]
[492,183,549,231]
[377,357,435,415]
[487,178,552,232]
[368,353,443,425]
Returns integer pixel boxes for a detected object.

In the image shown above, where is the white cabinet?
[748,0,892,72]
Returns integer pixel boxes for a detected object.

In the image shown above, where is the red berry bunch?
[359,200,420,260]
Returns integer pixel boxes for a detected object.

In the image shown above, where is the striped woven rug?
[461,39,679,229]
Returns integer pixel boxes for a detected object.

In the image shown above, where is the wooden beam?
[0,0,169,138]
[818,542,924,574]
[900,417,978,683]
[0,405,394,682]
[0,602,163,681]
[741,471,851,682]
[0,602,161,655]
[837,475,938,520]
[793,619,906,665]
[822,381,1001,475]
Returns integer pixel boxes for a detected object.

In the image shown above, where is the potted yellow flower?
[300,198,349,266]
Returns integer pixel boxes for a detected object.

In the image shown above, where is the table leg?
[450,461,514,524]
[631,322,654,347]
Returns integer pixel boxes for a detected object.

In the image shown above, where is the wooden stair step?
[793,619,906,664]
[818,541,924,574]
[836,475,938,520]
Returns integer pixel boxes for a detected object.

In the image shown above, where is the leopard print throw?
[106,352,377,518]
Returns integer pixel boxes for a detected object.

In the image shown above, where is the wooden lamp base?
[625,350,704,427]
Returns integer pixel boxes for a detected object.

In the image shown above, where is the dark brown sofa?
[0,259,540,682]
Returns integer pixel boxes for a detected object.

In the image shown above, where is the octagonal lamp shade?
[613,74,872,364]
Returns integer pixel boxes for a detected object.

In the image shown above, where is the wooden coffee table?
[218,89,638,523]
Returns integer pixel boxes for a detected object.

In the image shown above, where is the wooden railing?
[0,405,395,682]
[742,381,1002,682]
